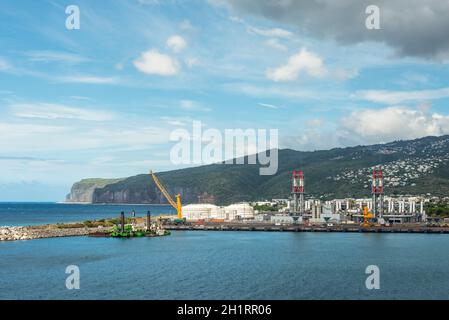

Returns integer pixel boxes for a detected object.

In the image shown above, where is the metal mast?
[372,168,384,219]
[292,170,305,214]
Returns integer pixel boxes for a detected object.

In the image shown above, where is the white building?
[182,204,223,221]
[320,213,341,223]
[182,202,254,221]
[224,203,255,220]
[271,214,294,225]
[310,200,322,221]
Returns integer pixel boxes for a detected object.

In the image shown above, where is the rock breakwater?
[0,226,111,241]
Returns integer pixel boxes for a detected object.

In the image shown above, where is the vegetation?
[110,224,138,238]
[55,219,116,229]
[76,178,124,188]
[426,201,449,218]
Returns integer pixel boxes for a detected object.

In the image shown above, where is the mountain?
[66,135,449,205]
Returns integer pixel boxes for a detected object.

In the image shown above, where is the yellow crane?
[150,170,182,220]
[362,206,374,228]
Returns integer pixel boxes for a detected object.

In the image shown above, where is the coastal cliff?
[65,178,123,203]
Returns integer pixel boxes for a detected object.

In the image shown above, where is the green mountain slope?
[67,135,449,205]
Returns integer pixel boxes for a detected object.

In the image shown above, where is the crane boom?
[150,171,182,219]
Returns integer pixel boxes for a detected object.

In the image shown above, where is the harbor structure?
[281,167,428,225]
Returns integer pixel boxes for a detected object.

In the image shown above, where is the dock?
[163,223,449,234]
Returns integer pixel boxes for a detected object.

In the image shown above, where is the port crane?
[150,170,183,220]
[362,206,374,228]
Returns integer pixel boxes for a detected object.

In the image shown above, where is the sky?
[1,0,449,201]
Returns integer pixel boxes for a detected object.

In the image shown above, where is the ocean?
[0,202,177,226]
[1,203,449,300]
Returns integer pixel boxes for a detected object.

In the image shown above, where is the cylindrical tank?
[182,204,221,221]
[224,203,254,220]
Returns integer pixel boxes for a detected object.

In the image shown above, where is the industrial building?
[298,197,426,224]
[260,167,429,225]
[270,214,297,225]
[182,203,255,221]
[224,203,254,220]
[181,167,427,226]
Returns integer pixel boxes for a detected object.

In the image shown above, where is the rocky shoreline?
[0,226,111,242]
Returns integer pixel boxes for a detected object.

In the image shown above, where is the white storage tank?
[224,203,254,221]
[182,204,222,221]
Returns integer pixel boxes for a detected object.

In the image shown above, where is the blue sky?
[1,0,449,201]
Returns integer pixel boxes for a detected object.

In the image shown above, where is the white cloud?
[0,121,170,153]
[137,0,162,4]
[59,75,119,85]
[333,68,359,81]
[0,57,11,71]
[180,20,196,31]
[264,38,287,51]
[247,26,292,38]
[69,96,91,101]
[10,103,114,121]
[282,107,449,151]
[166,35,187,53]
[134,49,180,76]
[266,48,328,82]
[185,57,199,68]
[258,102,279,109]
[306,118,323,128]
[180,100,211,112]
[160,116,193,127]
[229,15,244,23]
[115,62,124,70]
[26,51,88,64]
[355,87,449,104]
[224,83,345,101]
[341,106,449,143]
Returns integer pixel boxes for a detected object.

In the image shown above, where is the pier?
[163,223,449,234]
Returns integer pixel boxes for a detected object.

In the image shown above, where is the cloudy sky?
[1,0,449,201]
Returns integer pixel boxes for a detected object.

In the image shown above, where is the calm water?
[0,203,176,226]
[1,203,449,300]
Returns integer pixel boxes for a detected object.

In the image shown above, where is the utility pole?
[120,211,125,233]
[146,210,151,231]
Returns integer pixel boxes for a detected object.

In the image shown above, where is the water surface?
[1,203,448,300]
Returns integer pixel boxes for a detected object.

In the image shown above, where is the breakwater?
[2,222,449,242]
[0,226,111,241]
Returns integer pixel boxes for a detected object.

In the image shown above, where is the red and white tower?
[372,168,384,218]
[292,170,305,214]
